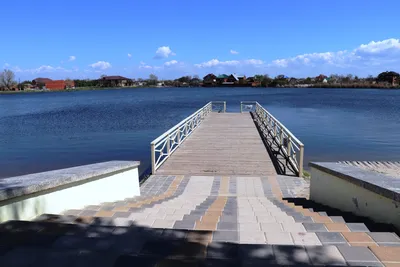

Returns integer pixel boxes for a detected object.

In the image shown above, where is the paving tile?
[183,214,202,221]
[135,219,155,227]
[168,241,207,260]
[273,245,311,265]
[195,222,217,231]
[259,223,282,232]
[239,244,274,261]
[212,231,239,243]
[281,223,306,232]
[95,210,115,217]
[79,210,98,217]
[113,212,131,218]
[342,232,375,243]
[346,223,370,232]
[152,219,175,228]
[369,246,400,263]
[238,223,260,231]
[330,216,346,223]
[337,246,380,263]
[113,218,133,227]
[237,217,258,223]
[63,209,82,216]
[165,214,185,221]
[218,215,237,222]
[316,232,347,244]
[368,232,400,243]
[303,223,328,232]
[206,242,239,259]
[217,222,237,231]
[293,216,314,223]
[325,223,350,232]
[291,232,322,246]
[306,245,347,266]
[139,240,183,257]
[265,232,293,245]
[311,215,333,223]
[187,231,213,245]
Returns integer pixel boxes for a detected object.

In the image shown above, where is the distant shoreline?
[1,84,399,95]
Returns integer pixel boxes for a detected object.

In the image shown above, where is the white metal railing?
[240,101,257,113]
[212,101,227,113]
[150,101,226,173]
[243,101,305,177]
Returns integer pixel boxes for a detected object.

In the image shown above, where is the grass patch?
[302,170,311,180]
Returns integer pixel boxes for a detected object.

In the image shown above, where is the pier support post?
[151,143,156,174]
[299,145,304,177]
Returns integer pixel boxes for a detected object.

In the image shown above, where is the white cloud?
[270,38,400,73]
[154,46,176,59]
[355,38,400,55]
[195,59,263,68]
[3,63,10,68]
[128,53,132,58]
[139,61,153,69]
[68,56,76,62]
[89,61,111,70]
[164,60,178,66]
[230,49,239,55]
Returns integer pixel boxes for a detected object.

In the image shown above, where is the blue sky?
[1,0,400,80]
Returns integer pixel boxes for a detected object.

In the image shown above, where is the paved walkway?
[156,113,276,176]
[2,174,399,266]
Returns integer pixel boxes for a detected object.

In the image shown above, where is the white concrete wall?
[0,167,140,223]
[310,167,400,230]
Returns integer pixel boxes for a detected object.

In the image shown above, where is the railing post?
[177,128,181,145]
[167,135,171,155]
[299,145,304,177]
[240,102,243,113]
[151,143,156,174]
[224,102,226,113]
[287,136,292,158]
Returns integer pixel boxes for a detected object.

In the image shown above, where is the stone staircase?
[1,175,400,266]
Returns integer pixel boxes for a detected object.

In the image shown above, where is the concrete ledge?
[0,161,140,222]
[309,162,400,230]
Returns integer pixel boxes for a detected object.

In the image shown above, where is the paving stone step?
[2,174,399,266]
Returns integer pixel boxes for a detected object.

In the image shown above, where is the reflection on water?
[0,87,399,178]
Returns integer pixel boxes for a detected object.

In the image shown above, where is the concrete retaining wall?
[0,161,140,222]
[310,162,400,230]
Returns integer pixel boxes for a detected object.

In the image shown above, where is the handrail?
[243,101,304,177]
[150,101,225,174]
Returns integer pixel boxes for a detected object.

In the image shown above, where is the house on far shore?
[203,74,217,86]
[32,78,53,89]
[216,74,229,84]
[99,76,133,87]
[45,80,75,90]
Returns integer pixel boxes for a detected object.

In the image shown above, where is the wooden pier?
[151,101,304,177]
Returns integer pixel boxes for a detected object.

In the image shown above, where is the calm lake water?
[0,87,399,178]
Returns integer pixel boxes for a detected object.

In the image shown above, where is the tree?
[147,74,158,86]
[0,69,16,90]
[149,74,158,81]
[377,71,400,84]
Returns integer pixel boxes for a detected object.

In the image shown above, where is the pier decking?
[157,113,276,176]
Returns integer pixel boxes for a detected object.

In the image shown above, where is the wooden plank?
[157,113,277,176]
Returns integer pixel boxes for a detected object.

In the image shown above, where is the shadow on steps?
[0,217,352,267]
[283,197,400,237]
